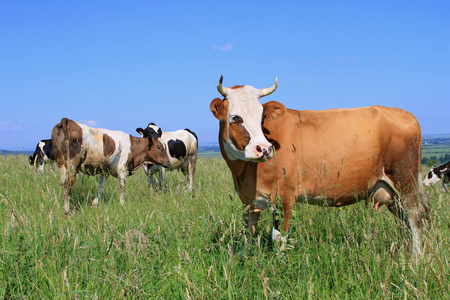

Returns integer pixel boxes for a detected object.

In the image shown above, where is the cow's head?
[136,124,170,168]
[423,166,446,186]
[136,123,162,139]
[28,141,47,172]
[210,75,286,162]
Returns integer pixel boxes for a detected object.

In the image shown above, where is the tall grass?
[0,155,449,299]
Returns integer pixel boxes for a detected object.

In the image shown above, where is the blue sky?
[1,1,449,150]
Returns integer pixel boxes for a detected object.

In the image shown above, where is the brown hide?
[215,102,428,252]
[52,118,82,164]
[52,118,83,185]
[103,134,115,157]
[257,105,422,205]
[127,135,169,174]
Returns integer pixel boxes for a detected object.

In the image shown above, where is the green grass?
[1,155,450,299]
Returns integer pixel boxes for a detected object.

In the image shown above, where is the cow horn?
[440,168,448,173]
[259,78,278,98]
[217,75,228,97]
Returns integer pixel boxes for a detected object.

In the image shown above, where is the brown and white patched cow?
[52,118,170,213]
[210,75,430,255]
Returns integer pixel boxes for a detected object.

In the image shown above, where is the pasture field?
[421,136,450,165]
[1,155,450,299]
[422,144,450,160]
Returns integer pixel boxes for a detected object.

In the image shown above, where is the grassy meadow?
[1,155,450,299]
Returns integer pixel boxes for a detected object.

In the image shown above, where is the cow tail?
[417,132,430,223]
[418,172,431,224]
[60,118,70,140]
[418,133,430,224]
[60,118,71,161]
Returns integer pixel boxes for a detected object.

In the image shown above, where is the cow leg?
[92,174,105,206]
[38,162,45,174]
[59,164,75,214]
[63,187,71,213]
[148,173,155,188]
[387,195,423,257]
[244,205,261,236]
[158,167,165,189]
[60,165,71,214]
[271,198,291,250]
[143,165,155,188]
[373,172,424,256]
[187,155,197,191]
[441,181,448,193]
[118,175,126,205]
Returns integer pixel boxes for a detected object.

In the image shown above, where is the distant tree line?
[422,153,450,166]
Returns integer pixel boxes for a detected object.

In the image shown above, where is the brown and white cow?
[210,75,430,255]
[52,118,170,213]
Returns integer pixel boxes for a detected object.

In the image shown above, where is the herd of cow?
[27,75,449,256]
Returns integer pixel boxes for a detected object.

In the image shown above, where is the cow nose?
[255,144,273,159]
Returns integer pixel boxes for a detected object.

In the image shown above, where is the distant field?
[422,134,450,165]
[1,155,449,298]
[422,144,450,158]
[423,134,450,140]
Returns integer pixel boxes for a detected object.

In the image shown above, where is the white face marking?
[38,141,49,160]
[423,169,441,186]
[224,85,272,161]
[147,124,161,134]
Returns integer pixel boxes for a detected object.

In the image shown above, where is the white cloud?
[212,43,235,51]
[0,121,22,131]
[79,120,98,126]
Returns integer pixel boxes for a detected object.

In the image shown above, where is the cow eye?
[231,115,243,124]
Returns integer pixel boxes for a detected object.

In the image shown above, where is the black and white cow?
[136,123,198,191]
[423,161,450,192]
[28,139,55,173]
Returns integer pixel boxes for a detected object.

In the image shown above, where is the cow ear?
[147,136,154,148]
[210,98,228,120]
[136,128,144,135]
[263,101,286,121]
[158,128,162,136]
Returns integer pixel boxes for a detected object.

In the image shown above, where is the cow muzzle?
[254,144,273,160]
